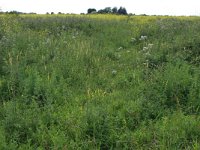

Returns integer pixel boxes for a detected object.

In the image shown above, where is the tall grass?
[0,14,200,149]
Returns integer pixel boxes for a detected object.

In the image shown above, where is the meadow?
[0,14,200,149]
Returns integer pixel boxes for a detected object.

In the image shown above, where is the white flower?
[142,47,148,51]
[148,44,153,49]
[118,54,121,58]
[46,38,51,44]
[62,25,65,29]
[112,70,117,75]
[145,51,151,56]
[131,38,136,42]
[139,35,148,40]
[118,47,123,50]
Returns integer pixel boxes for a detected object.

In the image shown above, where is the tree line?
[0,10,36,15]
[0,7,128,15]
[87,7,128,15]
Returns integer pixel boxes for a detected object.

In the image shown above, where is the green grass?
[0,14,200,149]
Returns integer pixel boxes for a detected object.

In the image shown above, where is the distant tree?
[29,12,37,14]
[97,9,104,14]
[51,12,54,15]
[87,8,96,14]
[97,7,112,14]
[112,7,118,14]
[128,13,135,16]
[142,14,148,16]
[104,7,112,13]
[88,6,128,15]
[46,12,49,15]
[7,11,23,15]
[117,7,128,15]
[58,12,62,14]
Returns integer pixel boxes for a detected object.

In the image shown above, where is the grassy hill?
[0,14,200,149]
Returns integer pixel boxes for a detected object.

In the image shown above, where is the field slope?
[0,14,200,149]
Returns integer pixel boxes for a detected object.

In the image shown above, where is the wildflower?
[131,38,136,42]
[139,35,147,40]
[142,47,148,51]
[118,47,123,50]
[112,70,117,75]
[62,25,66,30]
[46,38,51,44]
[143,60,149,67]
[148,44,153,49]
[145,51,151,56]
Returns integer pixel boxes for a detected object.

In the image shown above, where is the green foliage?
[87,8,97,14]
[91,6,128,15]
[112,7,118,14]
[0,14,200,149]
[117,7,128,15]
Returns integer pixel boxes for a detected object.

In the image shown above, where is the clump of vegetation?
[0,14,200,149]
[88,6,128,15]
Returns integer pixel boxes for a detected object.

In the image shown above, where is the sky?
[0,0,200,16]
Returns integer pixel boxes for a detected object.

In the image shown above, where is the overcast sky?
[0,0,200,16]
